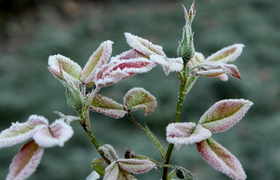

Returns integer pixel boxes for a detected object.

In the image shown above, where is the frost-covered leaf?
[196,68,225,77]
[0,115,48,149]
[124,32,166,57]
[124,87,157,115]
[48,54,82,85]
[33,119,74,148]
[6,140,44,180]
[98,144,119,163]
[206,44,244,63]
[90,94,126,119]
[220,64,241,79]
[117,159,156,174]
[166,123,212,149]
[199,99,253,133]
[197,138,246,180]
[81,40,113,86]
[103,162,119,180]
[150,55,183,75]
[112,49,145,60]
[95,59,156,88]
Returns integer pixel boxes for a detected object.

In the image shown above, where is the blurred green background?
[0,0,279,179]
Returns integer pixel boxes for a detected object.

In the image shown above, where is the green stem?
[162,83,185,180]
[127,112,166,160]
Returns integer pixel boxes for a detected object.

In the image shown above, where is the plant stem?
[162,83,185,180]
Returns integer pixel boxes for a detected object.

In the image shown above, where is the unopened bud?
[177,2,196,63]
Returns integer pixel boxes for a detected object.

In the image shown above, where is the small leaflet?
[206,44,244,63]
[90,94,126,119]
[123,87,157,115]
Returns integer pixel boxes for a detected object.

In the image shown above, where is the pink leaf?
[95,59,156,88]
[220,64,241,79]
[90,94,126,119]
[33,119,74,148]
[103,162,119,180]
[206,44,244,63]
[6,140,44,180]
[166,123,212,149]
[196,68,225,77]
[81,40,113,86]
[199,99,253,133]
[0,115,48,148]
[197,138,246,180]
[112,49,145,60]
[117,159,156,174]
[123,87,157,115]
[124,32,166,57]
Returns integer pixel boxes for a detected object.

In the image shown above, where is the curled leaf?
[90,94,126,119]
[48,54,82,85]
[6,140,44,180]
[124,87,157,115]
[0,115,48,149]
[166,123,212,149]
[117,158,157,174]
[199,99,253,133]
[33,119,74,148]
[197,138,246,180]
[206,44,244,63]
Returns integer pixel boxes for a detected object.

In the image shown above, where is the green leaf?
[124,88,157,115]
[90,94,126,119]
[92,158,105,177]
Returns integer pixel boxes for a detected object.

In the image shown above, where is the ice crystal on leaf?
[197,138,246,180]
[166,122,212,149]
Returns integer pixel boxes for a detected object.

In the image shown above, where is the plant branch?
[127,111,166,160]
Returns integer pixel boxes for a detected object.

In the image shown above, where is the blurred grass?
[1,0,280,179]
